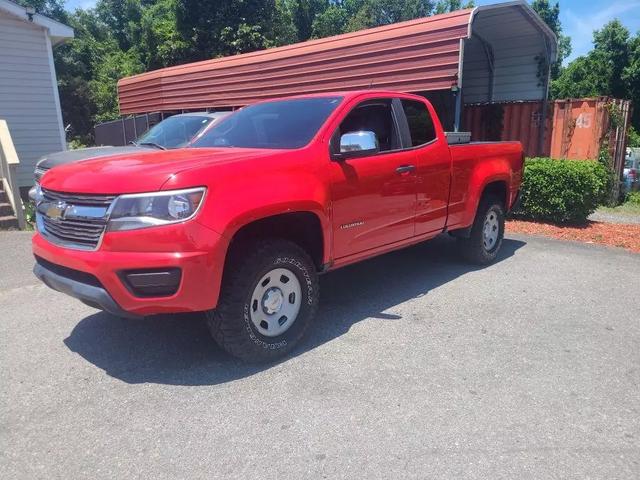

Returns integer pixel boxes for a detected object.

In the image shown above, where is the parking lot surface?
[1,231,639,479]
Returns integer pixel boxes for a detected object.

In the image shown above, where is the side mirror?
[335,131,379,160]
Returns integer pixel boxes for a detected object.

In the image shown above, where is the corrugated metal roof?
[117,1,557,114]
[118,9,472,114]
[463,5,552,103]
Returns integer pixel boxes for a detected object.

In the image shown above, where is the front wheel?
[206,239,319,362]
[458,196,505,265]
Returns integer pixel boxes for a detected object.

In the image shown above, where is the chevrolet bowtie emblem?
[46,201,68,220]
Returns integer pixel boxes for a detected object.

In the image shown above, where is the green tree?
[52,7,116,142]
[274,0,302,45]
[287,0,330,41]
[90,48,144,123]
[551,56,604,98]
[434,0,473,14]
[628,127,640,148]
[94,0,143,51]
[552,20,639,131]
[591,19,630,99]
[176,0,282,60]
[531,0,571,80]
[218,23,274,56]
[312,3,349,38]
[138,0,190,69]
[311,0,472,38]
[344,0,435,31]
[623,34,640,130]
[14,0,67,22]
[552,21,632,99]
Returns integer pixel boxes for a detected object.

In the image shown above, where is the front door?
[329,98,417,259]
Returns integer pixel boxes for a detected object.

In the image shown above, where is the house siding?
[0,10,66,188]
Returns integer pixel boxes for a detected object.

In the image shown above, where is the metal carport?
[117,0,556,131]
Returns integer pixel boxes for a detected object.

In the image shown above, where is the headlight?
[107,187,206,232]
[29,183,42,202]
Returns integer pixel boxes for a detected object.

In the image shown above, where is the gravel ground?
[589,210,640,224]
[1,231,639,479]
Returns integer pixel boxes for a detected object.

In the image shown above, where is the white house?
[0,0,73,190]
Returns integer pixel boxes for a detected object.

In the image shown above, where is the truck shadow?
[64,235,525,385]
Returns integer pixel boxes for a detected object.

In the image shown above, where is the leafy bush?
[23,201,36,230]
[68,138,88,150]
[514,158,609,224]
[625,191,640,206]
[627,126,640,148]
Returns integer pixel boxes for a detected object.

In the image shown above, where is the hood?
[36,146,154,170]
[40,147,287,194]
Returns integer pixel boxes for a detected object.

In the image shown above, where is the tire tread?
[459,195,505,265]
[206,238,318,362]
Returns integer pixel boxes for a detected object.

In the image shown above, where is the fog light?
[120,268,181,297]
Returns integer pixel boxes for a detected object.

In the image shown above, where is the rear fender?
[462,159,512,227]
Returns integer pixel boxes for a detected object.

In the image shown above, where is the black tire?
[206,239,319,362]
[458,195,505,265]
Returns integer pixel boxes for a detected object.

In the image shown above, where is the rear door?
[396,98,452,236]
[329,98,418,259]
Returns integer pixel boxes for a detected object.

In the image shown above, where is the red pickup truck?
[33,91,523,362]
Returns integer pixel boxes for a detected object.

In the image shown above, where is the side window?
[334,99,400,154]
[400,99,436,147]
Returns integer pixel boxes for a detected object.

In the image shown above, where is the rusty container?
[463,97,631,166]
[463,101,551,157]
[549,98,607,160]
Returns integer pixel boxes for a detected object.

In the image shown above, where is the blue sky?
[63,0,640,63]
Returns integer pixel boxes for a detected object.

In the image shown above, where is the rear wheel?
[459,196,505,265]
[206,239,319,362]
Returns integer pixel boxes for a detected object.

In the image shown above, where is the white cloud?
[563,1,640,62]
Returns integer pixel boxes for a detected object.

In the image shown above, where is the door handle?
[396,164,416,174]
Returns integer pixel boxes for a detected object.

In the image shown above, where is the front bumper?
[33,259,141,319]
[32,220,228,317]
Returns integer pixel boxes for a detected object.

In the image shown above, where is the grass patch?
[597,191,640,216]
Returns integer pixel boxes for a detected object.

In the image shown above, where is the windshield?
[191,97,343,150]
[136,115,213,148]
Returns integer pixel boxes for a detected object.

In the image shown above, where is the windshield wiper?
[138,142,166,150]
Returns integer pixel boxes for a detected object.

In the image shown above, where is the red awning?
[118,9,472,114]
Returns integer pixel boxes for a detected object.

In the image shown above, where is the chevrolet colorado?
[33,91,523,362]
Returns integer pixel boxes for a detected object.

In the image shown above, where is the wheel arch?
[224,210,328,271]
[480,179,509,208]
[451,177,509,238]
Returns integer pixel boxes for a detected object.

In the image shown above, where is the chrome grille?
[37,188,116,250]
[41,217,105,245]
[42,189,117,206]
[34,166,49,182]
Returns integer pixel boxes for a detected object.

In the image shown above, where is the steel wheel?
[249,267,302,337]
[482,210,500,251]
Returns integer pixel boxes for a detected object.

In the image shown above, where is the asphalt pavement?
[1,230,639,479]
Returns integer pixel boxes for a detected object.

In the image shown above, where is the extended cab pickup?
[33,91,523,362]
